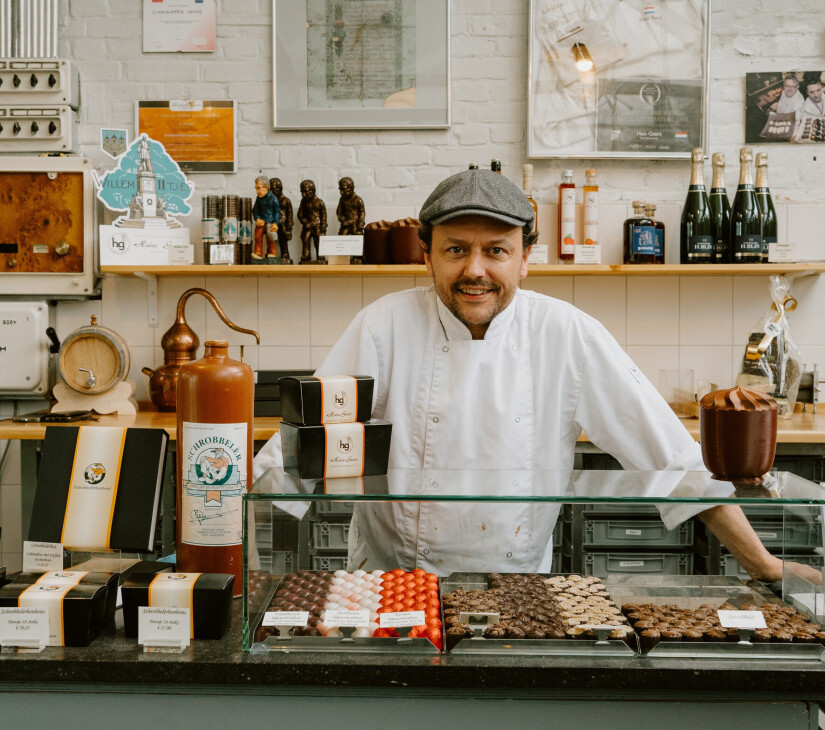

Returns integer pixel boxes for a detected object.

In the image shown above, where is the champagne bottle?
[709,153,731,263]
[644,203,666,264]
[623,201,659,264]
[680,148,713,264]
[521,163,538,232]
[583,168,598,246]
[755,152,777,263]
[731,147,763,263]
[558,169,576,260]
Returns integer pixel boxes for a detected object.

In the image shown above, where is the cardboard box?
[28,426,169,552]
[121,572,234,640]
[0,582,108,646]
[281,419,392,479]
[69,557,174,586]
[279,375,374,425]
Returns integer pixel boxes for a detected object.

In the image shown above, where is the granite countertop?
[1,601,824,700]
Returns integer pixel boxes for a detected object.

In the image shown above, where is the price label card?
[138,607,191,649]
[717,610,767,630]
[0,607,49,649]
[23,541,63,572]
[379,610,426,628]
[168,242,194,265]
[578,624,624,631]
[209,243,235,264]
[574,243,601,264]
[527,244,548,265]
[458,611,500,626]
[262,611,309,627]
[768,242,796,263]
[319,235,364,256]
[323,609,370,627]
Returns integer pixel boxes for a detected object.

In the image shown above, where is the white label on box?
[756,532,778,540]
[319,235,364,256]
[262,611,309,627]
[168,242,194,265]
[320,375,358,424]
[717,610,767,630]
[99,224,191,266]
[574,243,601,264]
[624,529,643,536]
[323,609,369,627]
[619,560,645,567]
[23,541,63,572]
[138,606,191,649]
[379,610,426,628]
[0,608,49,649]
[528,244,548,265]
[768,242,795,263]
[323,423,365,479]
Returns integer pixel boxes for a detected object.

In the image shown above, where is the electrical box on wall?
[0,104,75,152]
[0,59,79,108]
[0,302,50,396]
[0,156,98,297]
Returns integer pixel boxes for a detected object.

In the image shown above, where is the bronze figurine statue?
[298,179,327,264]
[269,177,294,264]
[336,176,365,235]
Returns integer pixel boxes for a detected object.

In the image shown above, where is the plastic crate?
[741,505,821,521]
[551,552,562,573]
[271,550,296,575]
[553,523,562,548]
[721,552,824,578]
[310,554,348,571]
[583,551,693,576]
[313,501,355,519]
[750,521,822,550]
[311,522,350,551]
[583,519,693,548]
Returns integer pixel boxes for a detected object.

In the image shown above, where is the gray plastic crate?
[584,551,693,576]
[311,554,348,571]
[271,550,295,575]
[311,521,350,551]
[553,523,562,548]
[583,519,693,548]
[751,521,821,550]
[312,501,355,520]
[551,552,562,573]
[721,552,824,578]
[741,505,821,520]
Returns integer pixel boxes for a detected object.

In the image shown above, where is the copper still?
[142,288,260,411]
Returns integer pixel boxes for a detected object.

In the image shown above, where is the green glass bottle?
[755,151,777,263]
[730,147,763,263]
[709,152,731,263]
[680,148,713,264]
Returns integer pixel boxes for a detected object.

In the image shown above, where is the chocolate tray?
[441,573,636,657]
[605,575,825,661]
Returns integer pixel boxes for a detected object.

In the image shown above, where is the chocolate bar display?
[280,419,391,479]
[122,572,234,640]
[279,375,374,425]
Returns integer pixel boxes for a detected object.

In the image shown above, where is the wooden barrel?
[58,315,131,394]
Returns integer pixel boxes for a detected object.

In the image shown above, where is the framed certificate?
[272,0,450,129]
[528,0,710,159]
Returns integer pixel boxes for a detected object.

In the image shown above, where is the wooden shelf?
[101,263,825,277]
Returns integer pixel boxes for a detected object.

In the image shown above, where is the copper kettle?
[142,288,260,411]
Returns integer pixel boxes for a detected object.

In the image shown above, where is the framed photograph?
[528,0,711,159]
[745,71,825,144]
[272,0,450,129]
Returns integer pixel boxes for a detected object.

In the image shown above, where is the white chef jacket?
[776,90,804,120]
[802,96,825,120]
[253,286,706,575]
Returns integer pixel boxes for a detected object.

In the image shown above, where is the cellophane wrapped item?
[735,275,802,419]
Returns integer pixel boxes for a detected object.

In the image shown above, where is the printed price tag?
[138,606,190,649]
[209,243,235,264]
[262,611,309,627]
[0,607,49,650]
[23,541,63,572]
[323,609,370,627]
[379,611,426,628]
[168,242,194,265]
[527,244,548,265]
[319,235,364,256]
[574,243,601,264]
[768,242,795,263]
[717,610,767,630]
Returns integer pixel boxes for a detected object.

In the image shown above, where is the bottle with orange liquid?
[582,168,598,247]
[558,169,576,260]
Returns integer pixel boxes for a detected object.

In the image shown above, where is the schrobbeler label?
[149,573,200,639]
[319,376,358,424]
[324,422,365,479]
[36,571,87,587]
[18,583,73,646]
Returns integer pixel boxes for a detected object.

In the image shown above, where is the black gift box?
[281,419,392,479]
[254,369,313,417]
[69,557,174,586]
[0,567,6,587]
[121,572,234,640]
[279,375,374,425]
[0,582,108,646]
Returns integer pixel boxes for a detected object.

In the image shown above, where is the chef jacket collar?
[433,287,519,341]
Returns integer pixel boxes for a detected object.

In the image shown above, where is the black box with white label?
[279,375,374,425]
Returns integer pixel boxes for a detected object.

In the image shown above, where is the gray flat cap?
[419,169,535,232]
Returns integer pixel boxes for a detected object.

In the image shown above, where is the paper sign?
[168,242,194,265]
[379,611,426,628]
[717,610,767,630]
[574,243,601,264]
[318,235,364,256]
[138,606,191,649]
[100,225,192,266]
[143,0,216,53]
[0,607,49,649]
[208,243,235,265]
[528,244,548,265]
[768,242,795,263]
[323,609,370,627]
[23,541,63,573]
[262,611,309,628]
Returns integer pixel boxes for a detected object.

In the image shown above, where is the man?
[255,169,815,581]
[776,75,804,120]
[802,76,825,120]
[251,175,279,259]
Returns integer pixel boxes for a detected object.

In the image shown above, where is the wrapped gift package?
[280,419,392,479]
[279,375,374,425]
[121,572,234,640]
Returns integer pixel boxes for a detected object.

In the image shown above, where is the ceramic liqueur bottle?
[708,152,732,263]
[557,169,576,260]
[680,148,713,263]
[755,152,778,262]
[730,147,763,263]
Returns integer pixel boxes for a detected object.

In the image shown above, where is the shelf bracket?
[134,271,158,327]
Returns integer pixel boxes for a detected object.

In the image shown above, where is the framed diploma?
[528,0,711,159]
[272,0,450,129]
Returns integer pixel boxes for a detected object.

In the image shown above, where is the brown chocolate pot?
[389,218,425,264]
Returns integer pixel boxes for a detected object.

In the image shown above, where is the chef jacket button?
[442,346,449,353]
[432,416,439,423]
[515,417,520,423]
[511,344,517,351]
[422,549,430,556]
[506,552,512,558]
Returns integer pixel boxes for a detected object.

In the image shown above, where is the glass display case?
[243,469,825,657]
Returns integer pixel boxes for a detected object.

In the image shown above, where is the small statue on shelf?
[336,177,365,235]
[251,175,280,260]
[298,179,327,264]
[269,177,294,264]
